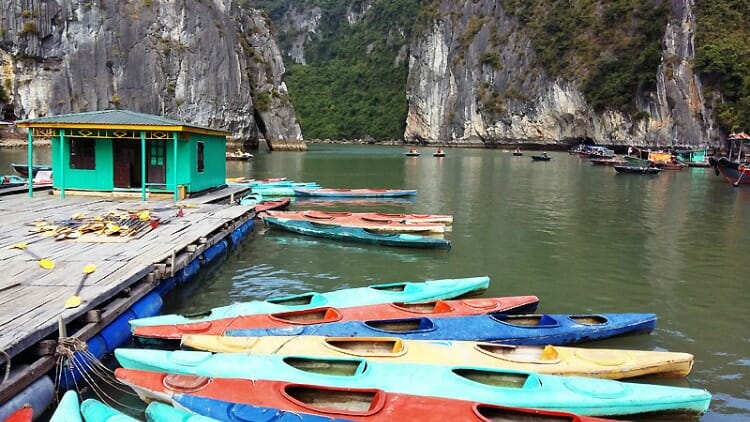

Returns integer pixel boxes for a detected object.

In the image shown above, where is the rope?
[1,349,10,384]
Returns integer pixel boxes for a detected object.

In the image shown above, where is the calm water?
[3,145,748,420]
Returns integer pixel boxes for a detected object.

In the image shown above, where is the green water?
[4,145,748,420]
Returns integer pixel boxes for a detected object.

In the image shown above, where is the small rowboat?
[116,369,614,421]
[114,350,712,417]
[129,276,490,329]
[531,154,551,161]
[133,295,540,340]
[613,165,662,174]
[261,210,448,234]
[239,193,291,212]
[80,399,138,422]
[293,188,417,198]
[225,312,657,345]
[182,335,694,379]
[262,216,451,249]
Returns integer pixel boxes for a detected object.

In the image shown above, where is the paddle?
[64,264,97,309]
[8,242,54,270]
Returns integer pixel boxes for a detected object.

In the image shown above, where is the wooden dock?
[0,185,252,403]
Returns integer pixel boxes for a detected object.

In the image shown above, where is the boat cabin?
[17,110,231,201]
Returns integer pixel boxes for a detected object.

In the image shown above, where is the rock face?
[0,0,303,149]
[404,0,718,148]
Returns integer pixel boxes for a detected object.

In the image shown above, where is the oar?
[64,264,97,309]
[8,242,54,270]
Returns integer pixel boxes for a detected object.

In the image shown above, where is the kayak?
[80,399,138,421]
[129,276,490,329]
[133,295,539,340]
[50,390,82,422]
[293,188,417,198]
[3,406,32,422]
[262,210,449,234]
[145,401,218,422]
[286,211,451,225]
[116,369,615,421]
[262,216,451,249]
[181,335,694,379]
[113,350,711,417]
[225,313,658,345]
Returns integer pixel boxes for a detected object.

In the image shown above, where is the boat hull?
[133,296,539,340]
[129,276,490,329]
[709,156,750,185]
[225,313,657,345]
[614,165,662,174]
[114,351,711,417]
[181,335,693,379]
[263,216,451,249]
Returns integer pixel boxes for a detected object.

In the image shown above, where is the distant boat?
[531,154,551,161]
[404,149,420,157]
[433,149,446,157]
[512,148,523,156]
[225,151,253,161]
[10,163,52,178]
[613,165,662,175]
[590,157,627,166]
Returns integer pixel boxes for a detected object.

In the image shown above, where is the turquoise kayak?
[80,399,138,422]
[114,350,711,417]
[263,216,451,249]
[50,390,82,422]
[145,401,218,422]
[129,276,489,329]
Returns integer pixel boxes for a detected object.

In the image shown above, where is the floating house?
[16,110,231,201]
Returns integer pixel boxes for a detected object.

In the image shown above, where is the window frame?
[70,138,96,170]
[197,141,205,173]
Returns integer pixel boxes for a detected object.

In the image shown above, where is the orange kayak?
[133,295,539,340]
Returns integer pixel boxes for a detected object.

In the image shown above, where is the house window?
[70,138,96,169]
[197,142,205,173]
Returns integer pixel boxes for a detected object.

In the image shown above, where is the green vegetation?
[254,0,421,139]
[693,1,750,133]
[501,0,668,114]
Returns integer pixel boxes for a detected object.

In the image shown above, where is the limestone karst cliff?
[0,0,304,149]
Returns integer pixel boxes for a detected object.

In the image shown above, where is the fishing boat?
[129,276,491,329]
[80,399,138,421]
[116,369,615,421]
[225,150,254,160]
[49,390,82,422]
[133,295,540,340]
[531,153,551,161]
[261,210,448,234]
[648,151,686,170]
[145,401,218,422]
[709,156,750,186]
[293,188,417,198]
[113,351,712,417]
[224,312,656,345]
[181,335,694,379]
[262,216,451,249]
[613,165,662,175]
[10,163,52,178]
[674,147,710,167]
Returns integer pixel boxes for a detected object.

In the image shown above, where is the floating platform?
[0,185,252,407]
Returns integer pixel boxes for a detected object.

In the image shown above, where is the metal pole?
[27,128,33,197]
[59,129,66,199]
[173,132,179,202]
[141,131,147,201]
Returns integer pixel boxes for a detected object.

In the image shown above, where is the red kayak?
[254,198,291,213]
[133,295,539,340]
[4,405,32,422]
[116,369,614,422]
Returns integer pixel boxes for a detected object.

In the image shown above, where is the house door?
[113,141,141,188]
[147,140,166,185]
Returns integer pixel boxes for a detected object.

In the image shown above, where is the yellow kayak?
[182,334,694,379]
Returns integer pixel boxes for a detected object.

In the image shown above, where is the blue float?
[202,239,228,263]
[0,374,55,420]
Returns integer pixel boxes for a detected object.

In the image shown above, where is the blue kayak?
[80,399,138,421]
[145,401,218,422]
[114,349,711,417]
[130,276,489,329]
[225,313,657,345]
[293,188,417,198]
[173,395,348,422]
[263,216,451,249]
[49,390,82,422]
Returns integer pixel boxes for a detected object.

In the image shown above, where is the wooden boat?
[129,276,490,329]
[613,165,662,174]
[114,350,712,417]
[49,390,82,422]
[145,401,218,422]
[708,156,750,186]
[589,157,627,166]
[132,295,540,340]
[10,163,51,178]
[182,335,694,379]
[225,151,254,160]
[80,399,138,421]
[225,312,657,345]
[262,216,451,249]
[116,369,615,421]
[261,210,448,234]
[293,188,417,198]
[531,154,551,161]
[4,406,32,422]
